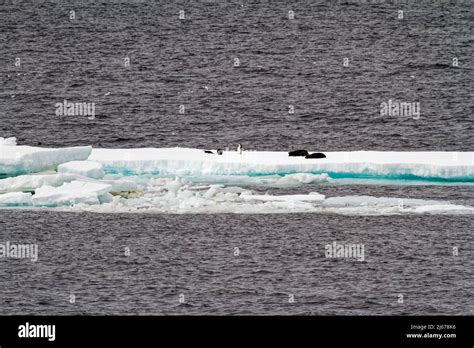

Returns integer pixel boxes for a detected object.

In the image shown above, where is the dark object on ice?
[217,149,223,155]
[288,149,309,157]
[204,150,214,154]
[305,152,326,159]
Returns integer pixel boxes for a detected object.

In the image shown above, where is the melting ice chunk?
[0,144,92,175]
[0,173,77,194]
[0,137,17,146]
[241,192,326,202]
[32,181,112,206]
[57,161,104,179]
[0,191,32,206]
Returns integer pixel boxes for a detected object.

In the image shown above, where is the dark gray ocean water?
[0,0,473,315]
[0,211,473,315]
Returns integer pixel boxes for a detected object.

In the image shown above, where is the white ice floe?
[0,175,471,215]
[241,192,326,202]
[1,139,473,181]
[0,137,17,146]
[89,148,474,181]
[0,140,473,214]
[181,173,332,188]
[323,196,437,207]
[0,192,32,205]
[23,177,467,215]
[99,178,139,193]
[0,173,77,194]
[31,181,112,206]
[321,196,474,215]
[273,173,332,186]
[57,161,104,179]
[0,143,92,175]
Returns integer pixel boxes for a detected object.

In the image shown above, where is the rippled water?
[0,1,472,315]
[1,1,472,150]
[0,211,472,315]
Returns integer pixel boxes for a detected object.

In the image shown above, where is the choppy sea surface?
[0,0,472,314]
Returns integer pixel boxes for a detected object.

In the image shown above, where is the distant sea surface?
[0,1,472,315]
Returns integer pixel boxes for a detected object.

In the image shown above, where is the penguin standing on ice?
[237,143,243,154]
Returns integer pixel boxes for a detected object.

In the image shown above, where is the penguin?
[237,143,243,154]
